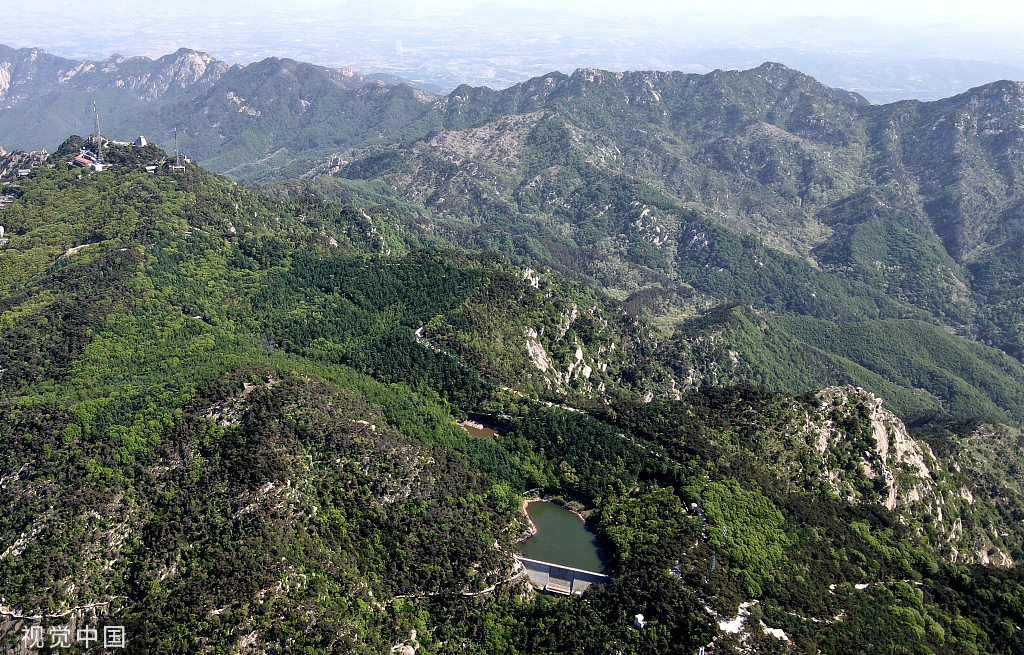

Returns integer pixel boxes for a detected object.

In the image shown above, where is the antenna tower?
[172,128,186,172]
[93,101,104,164]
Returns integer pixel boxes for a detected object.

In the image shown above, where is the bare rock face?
[0,62,11,101]
[807,386,1015,567]
[123,49,233,100]
[0,147,47,180]
[522,315,598,395]
[812,386,937,512]
[426,111,544,166]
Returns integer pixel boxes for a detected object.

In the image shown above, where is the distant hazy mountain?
[324,63,1024,423]
[0,44,232,105]
[2,45,1023,425]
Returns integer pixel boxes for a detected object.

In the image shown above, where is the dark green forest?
[1,142,1022,654]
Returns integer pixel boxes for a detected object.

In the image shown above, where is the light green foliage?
[1,140,1023,655]
[701,480,791,597]
[678,304,1024,424]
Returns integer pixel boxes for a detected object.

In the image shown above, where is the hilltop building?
[72,149,105,172]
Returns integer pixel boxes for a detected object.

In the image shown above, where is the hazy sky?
[418,0,1024,23]
[5,0,1024,100]
[7,0,1023,53]
[40,0,1024,24]
[9,0,1024,49]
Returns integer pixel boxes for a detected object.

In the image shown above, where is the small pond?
[460,420,500,439]
[517,500,607,573]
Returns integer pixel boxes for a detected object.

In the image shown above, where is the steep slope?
[333,64,874,280]
[673,304,1024,424]
[1,142,1023,654]
[0,143,528,652]
[328,63,1021,311]
[592,387,1024,653]
[3,54,1008,427]
[601,385,1024,568]
[169,56,436,179]
[3,41,1022,361]
[322,65,1024,423]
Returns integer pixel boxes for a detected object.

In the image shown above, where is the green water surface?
[518,501,607,573]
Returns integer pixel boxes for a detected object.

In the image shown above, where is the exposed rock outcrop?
[805,386,1015,567]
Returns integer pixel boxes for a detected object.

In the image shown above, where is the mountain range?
[4,43,1024,472]
[0,45,425,175]
[1,138,1022,654]
[2,45,1024,653]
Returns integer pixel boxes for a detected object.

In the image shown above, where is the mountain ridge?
[3,48,1023,423]
[1,137,1023,653]
[0,44,235,105]
[326,60,1024,365]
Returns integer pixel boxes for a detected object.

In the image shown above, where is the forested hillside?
[320,66,1024,424]
[2,46,1023,381]
[1,142,1023,653]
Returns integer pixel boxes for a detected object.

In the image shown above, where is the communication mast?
[171,128,186,172]
[93,101,104,164]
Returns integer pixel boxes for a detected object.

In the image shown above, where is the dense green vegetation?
[2,142,1023,654]
[5,52,1024,429]
[310,64,1024,433]
[675,304,1024,424]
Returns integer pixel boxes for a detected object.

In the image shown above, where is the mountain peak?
[742,60,870,106]
[159,47,217,67]
[243,56,384,90]
[570,67,618,83]
[964,78,1024,101]
[170,46,210,57]
[754,61,795,74]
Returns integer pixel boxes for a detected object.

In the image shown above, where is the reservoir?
[518,501,607,573]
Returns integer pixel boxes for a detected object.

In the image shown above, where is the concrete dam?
[514,555,610,595]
